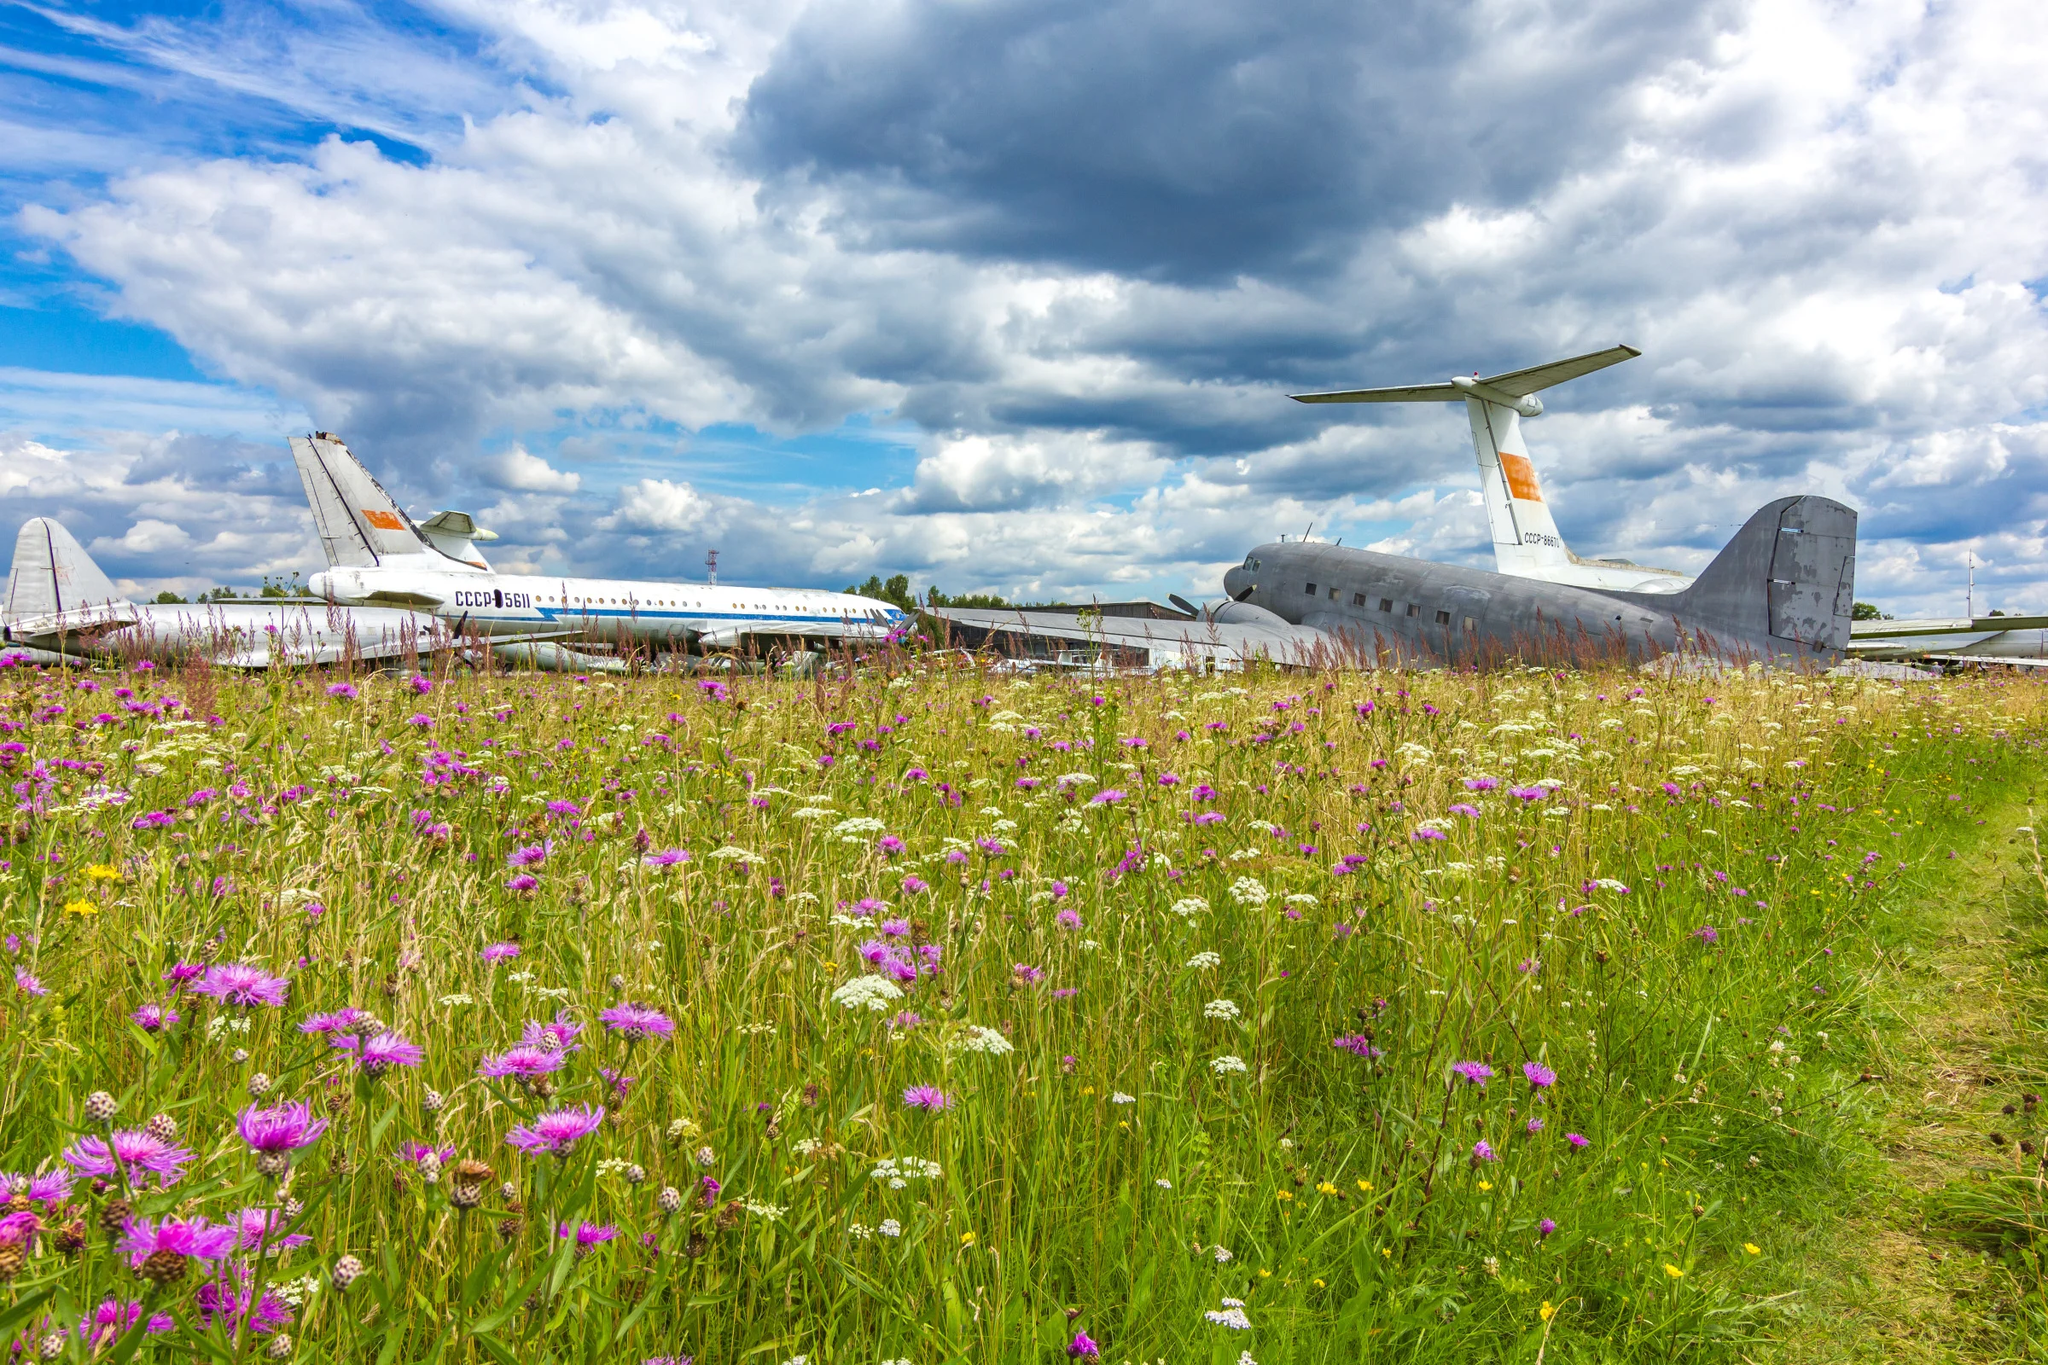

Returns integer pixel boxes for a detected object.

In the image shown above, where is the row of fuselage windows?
[1303,581,1465,629]
[532,594,831,613]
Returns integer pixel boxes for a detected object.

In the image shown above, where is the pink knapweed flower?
[901,1085,953,1112]
[64,1130,194,1185]
[117,1215,238,1268]
[191,963,289,1008]
[340,1031,424,1074]
[599,1004,674,1041]
[479,1044,567,1080]
[238,1102,328,1153]
[505,1105,606,1157]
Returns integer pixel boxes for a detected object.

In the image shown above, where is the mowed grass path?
[1777,783,2048,1362]
[0,661,2042,1363]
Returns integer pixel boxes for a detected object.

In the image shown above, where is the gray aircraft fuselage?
[1219,539,1833,669]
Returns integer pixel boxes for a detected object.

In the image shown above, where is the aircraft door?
[1440,586,1491,664]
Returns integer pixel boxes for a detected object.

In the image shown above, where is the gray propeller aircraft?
[935,344,1859,671]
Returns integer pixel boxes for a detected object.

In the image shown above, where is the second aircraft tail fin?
[4,517,126,622]
[1663,496,1858,658]
[290,433,433,567]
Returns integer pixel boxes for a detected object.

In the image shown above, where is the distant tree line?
[842,574,1045,611]
[151,574,304,605]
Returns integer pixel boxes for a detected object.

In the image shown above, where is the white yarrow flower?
[1203,999,1241,1020]
[831,974,905,1012]
[1211,1055,1248,1075]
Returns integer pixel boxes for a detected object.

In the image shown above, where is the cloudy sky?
[2,0,2043,613]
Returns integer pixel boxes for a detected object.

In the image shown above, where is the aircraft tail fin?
[289,433,430,567]
[1291,345,1641,580]
[1670,496,1857,656]
[4,517,126,622]
[1463,396,1575,578]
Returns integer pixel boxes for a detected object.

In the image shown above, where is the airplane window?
[1352,592,1366,607]
[1406,604,1419,617]
[1463,617,1477,631]
[1435,609,1451,624]
[1379,599,1392,612]
[1328,587,1339,600]
[1304,582,1317,595]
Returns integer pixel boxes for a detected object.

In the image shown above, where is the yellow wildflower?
[1539,1301,1556,1322]
[1080,1086,1095,1094]
[959,1231,975,1246]
[1663,1263,1685,1279]
[1477,1180,1492,1191]
[1257,1269,1271,1279]
[1357,1179,1373,1193]
[1275,1189,1293,1202]
[62,899,98,917]
[1316,1182,1339,1196]
[1743,1243,1761,1256]
[84,864,121,881]
[1312,1278,1326,1289]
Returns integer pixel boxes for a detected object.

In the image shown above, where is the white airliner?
[291,435,909,655]
[1292,345,1695,594]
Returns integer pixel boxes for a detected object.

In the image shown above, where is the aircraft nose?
[1222,565,1246,598]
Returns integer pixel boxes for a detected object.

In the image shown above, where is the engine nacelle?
[1208,599,1290,627]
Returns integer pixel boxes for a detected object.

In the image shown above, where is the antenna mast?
[1967,552,1974,618]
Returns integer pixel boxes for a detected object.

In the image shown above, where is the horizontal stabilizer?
[1478,344,1641,398]
[1289,344,1639,404]
[1290,381,1461,404]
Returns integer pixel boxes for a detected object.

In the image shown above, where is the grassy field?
[0,656,2042,1363]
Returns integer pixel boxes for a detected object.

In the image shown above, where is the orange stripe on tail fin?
[1500,452,1543,503]
[363,510,405,531]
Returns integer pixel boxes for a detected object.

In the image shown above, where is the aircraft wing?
[3,605,140,648]
[1849,614,2048,640]
[1290,382,1461,404]
[931,608,1338,670]
[692,616,896,648]
[1479,344,1641,397]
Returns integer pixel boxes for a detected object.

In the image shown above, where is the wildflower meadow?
[0,656,2042,1363]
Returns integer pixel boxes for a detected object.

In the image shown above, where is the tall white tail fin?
[1291,344,1640,578]
[4,517,126,621]
[289,433,431,567]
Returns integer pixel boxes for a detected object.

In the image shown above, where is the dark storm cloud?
[740,0,1735,284]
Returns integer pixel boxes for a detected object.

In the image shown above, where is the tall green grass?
[0,659,2040,1363]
